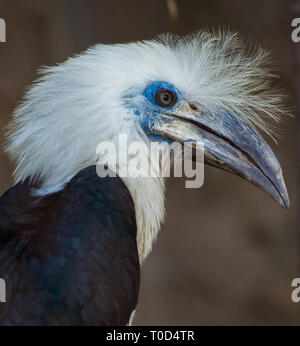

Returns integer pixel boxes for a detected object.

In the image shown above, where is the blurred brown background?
[0,0,299,325]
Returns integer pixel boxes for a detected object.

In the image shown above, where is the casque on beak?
[150,102,290,208]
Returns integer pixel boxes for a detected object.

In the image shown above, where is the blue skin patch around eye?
[123,81,183,142]
[143,81,182,109]
[143,82,182,142]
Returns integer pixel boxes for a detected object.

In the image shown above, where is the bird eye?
[155,88,177,108]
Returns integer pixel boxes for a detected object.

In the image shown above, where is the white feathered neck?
[6,30,287,262]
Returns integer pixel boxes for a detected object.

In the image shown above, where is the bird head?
[6,30,289,260]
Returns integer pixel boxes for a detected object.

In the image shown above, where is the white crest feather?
[5,30,288,261]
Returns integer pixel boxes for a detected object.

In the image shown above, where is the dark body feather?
[0,165,139,325]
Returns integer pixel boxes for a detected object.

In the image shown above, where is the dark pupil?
[161,92,171,104]
[154,88,177,107]
[157,90,174,106]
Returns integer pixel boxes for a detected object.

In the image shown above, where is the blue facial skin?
[123,81,184,143]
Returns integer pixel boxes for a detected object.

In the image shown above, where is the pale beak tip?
[280,189,290,209]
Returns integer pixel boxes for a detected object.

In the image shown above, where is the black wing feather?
[0,165,139,325]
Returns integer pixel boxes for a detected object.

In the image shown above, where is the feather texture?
[5,30,288,261]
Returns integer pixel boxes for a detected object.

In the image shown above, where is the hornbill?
[0,31,289,325]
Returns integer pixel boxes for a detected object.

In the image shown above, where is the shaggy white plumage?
[6,30,287,262]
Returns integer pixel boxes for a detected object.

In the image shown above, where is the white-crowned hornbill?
[0,31,289,325]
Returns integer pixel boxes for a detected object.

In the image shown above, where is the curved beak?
[150,103,289,208]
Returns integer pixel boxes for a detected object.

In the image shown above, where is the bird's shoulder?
[0,165,139,325]
[0,165,136,244]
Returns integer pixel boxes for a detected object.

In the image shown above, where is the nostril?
[190,103,198,111]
